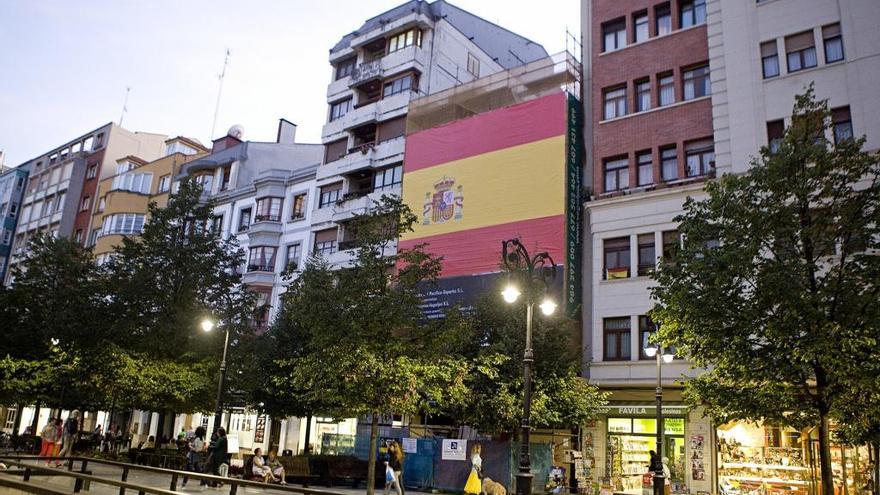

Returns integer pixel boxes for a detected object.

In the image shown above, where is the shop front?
[717,421,874,495]
[583,404,715,495]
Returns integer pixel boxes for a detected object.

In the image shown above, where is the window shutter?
[822,23,841,39]
[760,40,777,57]
[785,31,815,52]
[314,228,337,243]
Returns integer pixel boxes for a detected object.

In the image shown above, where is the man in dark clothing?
[57,411,79,459]
[208,428,230,486]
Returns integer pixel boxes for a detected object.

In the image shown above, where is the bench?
[280,456,320,487]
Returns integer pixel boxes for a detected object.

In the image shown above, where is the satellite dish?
[227,125,244,140]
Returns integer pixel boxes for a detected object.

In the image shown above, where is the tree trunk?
[12,404,23,435]
[30,404,41,433]
[817,412,835,495]
[367,414,379,495]
[873,442,879,495]
[303,414,312,454]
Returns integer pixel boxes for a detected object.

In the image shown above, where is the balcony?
[242,268,276,287]
[351,60,383,85]
[247,220,282,245]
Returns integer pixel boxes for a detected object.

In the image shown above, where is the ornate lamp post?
[501,239,558,495]
[201,318,231,435]
[643,322,674,495]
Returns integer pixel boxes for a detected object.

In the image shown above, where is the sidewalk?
[1,461,438,495]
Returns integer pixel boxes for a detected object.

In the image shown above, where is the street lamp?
[201,317,230,436]
[500,238,558,495]
[643,322,674,495]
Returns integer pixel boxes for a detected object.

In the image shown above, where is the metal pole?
[653,348,664,495]
[517,300,535,495]
[212,326,230,436]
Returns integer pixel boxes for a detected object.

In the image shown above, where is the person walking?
[384,441,404,495]
[57,411,79,461]
[38,419,59,465]
[182,426,207,488]
[207,428,230,487]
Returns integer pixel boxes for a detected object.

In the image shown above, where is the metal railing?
[0,455,354,495]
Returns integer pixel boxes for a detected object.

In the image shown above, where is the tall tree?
[266,195,465,495]
[437,291,607,435]
[650,87,880,495]
[105,179,255,413]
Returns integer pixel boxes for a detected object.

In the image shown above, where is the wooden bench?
[280,456,321,487]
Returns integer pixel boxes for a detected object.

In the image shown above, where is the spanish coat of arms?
[423,176,463,225]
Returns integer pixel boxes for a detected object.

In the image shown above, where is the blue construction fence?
[351,434,554,493]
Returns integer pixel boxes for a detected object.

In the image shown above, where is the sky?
[0,0,580,167]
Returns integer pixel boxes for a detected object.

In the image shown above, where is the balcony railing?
[348,142,376,154]
[247,263,275,273]
[254,214,281,223]
[338,240,358,251]
[351,60,383,84]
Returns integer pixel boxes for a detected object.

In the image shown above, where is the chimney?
[277,118,297,144]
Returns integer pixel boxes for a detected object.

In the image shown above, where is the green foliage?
[0,179,253,414]
[440,290,607,434]
[650,86,880,489]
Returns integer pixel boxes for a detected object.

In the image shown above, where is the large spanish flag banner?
[399,92,568,279]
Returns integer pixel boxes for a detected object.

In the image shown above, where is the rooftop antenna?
[210,48,232,141]
[119,86,131,127]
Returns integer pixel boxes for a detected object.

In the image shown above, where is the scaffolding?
[406,50,583,135]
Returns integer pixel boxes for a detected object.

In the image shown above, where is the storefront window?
[607,415,687,494]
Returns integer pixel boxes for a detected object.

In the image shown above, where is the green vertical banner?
[564,93,584,319]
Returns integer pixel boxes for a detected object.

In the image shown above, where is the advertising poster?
[442,439,468,461]
[402,437,418,454]
[690,435,705,480]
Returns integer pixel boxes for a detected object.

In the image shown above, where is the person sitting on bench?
[252,448,279,483]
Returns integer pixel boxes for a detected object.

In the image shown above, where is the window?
[602,18,626,52]
[635,79,651,112]
[604,237,630,279]
[467,53,480,77]
[637,151,653,186]
[604,157,629,192]
[823,23,844,63]
[761,41,780,78]
[290,193,307,220]
[634,13,649,43]
[637,233,656,276]
[685,141,715,176]
[101,213,145,236]
[680,0,706,28]
[655,4,672,36]
[238,207,252,232]
[220,165,231,191]
[286,243,302,270]
[388,28,422,53]
[319,183,342,208]
[73,230,83,244]
[80,196,91,211]
[639,316,656,360]
[116,161,134,175]
[86,163,98,179]
[158,175,171,193]
[248,246,277,272]
[335,57,356,80]
[604,317,631,361]
[97,197,105,213]
[194,173,213,194]
[313,228,338,255]
[4,408,17,431]
[383,74,414,97]
[324,138,348,163]
[767,120,785,153]
[329,98,352,122]
[785,31,817,73]
[111,172,153,194]
[255,197,283,222]
[603,86,627,119]
[212,214,224,236]
[94,133,104,149]
[683,64,710,100]
[661,147,678,180]
[832,106,853,144]
[374,165,403,192]
[662,230,680,259]
[658,73,674,106]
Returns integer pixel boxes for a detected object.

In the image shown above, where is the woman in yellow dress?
[465,443,483,494]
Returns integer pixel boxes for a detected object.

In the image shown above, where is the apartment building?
[4,123,167,284]
[312,0,548,268]
[580,1,880,494]
[0,164,30,283]
[91,137,208,264]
